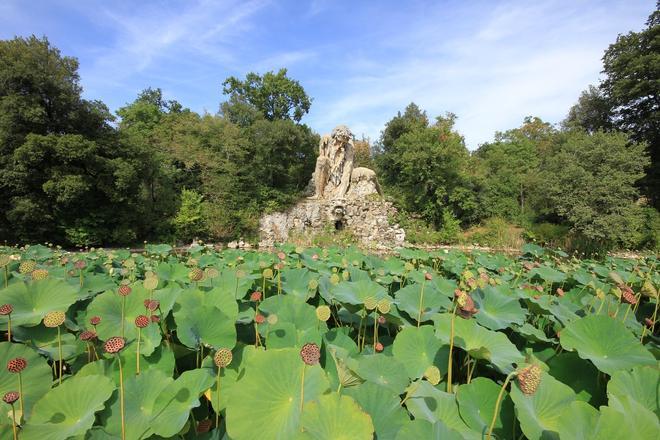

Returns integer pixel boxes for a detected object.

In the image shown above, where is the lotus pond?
[0,243,658,439]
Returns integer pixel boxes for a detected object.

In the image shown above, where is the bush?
[462,217,524,248]
[173,189,207,242]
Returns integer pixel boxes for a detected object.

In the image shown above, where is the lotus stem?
[121,296,126,338]
[215,367,221,428]
[10,403,17,440]
[136,327,141,375]
[57,325,63,385]
[277,270,282,295]
[400,380,421,407]
[299,364,306,430]
[117,354,126,440]
[373,311,378,351]
[3,266,7,288]
[79,269,84,288]
[18,372,24,419]
[447,304,457,393]
[417,278,426,327]
[7,314,11,341]
[486,372,517,440]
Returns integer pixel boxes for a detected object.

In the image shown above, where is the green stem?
[57,325,63,385]
[7,314,11,342]
[121,296,126,339]
[447,304,457,393]
[18,372,24,421]
[486,372,517,440]
[10,405,17,440]
[215,367,221,428]
[299,365,306,430]
[417,279,426,327]
[136,327,141,375]
[4,266,7,288]
[118,355,126,440]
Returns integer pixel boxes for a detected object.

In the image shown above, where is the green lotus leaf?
[75,273,117,300]
[150,367,215,438]
[155,261,190,283]
[259,295,318,331]
[225,348,330,440]
[345,382,409,440]
[331,279,388,305]
[555,400,599,439]
[607,365,659,417]
[559,314,656,375]
[509,370,576,440]
[455,377,514,437]
[529,265,566,283]
[149,285,184,316]
[205,285,239,320]
[434,313,523,373]
[546,351,602,403]
[471,286,526,330]
[405,381,479,439]
[591,395,660,440]
[394,283,452,323]
[299,392,374,439]
[101,368,172,439]
[173,289,236,350]
[12,324,83,362]
[281,268,317,300]
[514,323,556,343]
[20,374,115,440]
[395,419,463,440]
[216,268,258,299]
[86,283,162,356]
[0,342,52,423]
[265,322,323,350]
[351,354,409,395]
[0,279,78,327]
[393,326,449,380]
[205,345,258,414]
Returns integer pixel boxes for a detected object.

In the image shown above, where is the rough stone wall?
[258,195,405,249]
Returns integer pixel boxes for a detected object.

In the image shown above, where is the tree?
[563,85,613,133]
[542,130,649,249]
[0,36,147,244]
[221,69,312,122]
[591,5,659,206]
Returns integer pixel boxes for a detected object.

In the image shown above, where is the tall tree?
[221,69,312,122]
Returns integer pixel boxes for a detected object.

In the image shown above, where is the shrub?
[173,189,207,242]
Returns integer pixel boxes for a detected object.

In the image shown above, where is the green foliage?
[0,244,657,439]
[173,189,207,241]
[222,68,312,122]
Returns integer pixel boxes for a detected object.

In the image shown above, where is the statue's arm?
[337,143,354,197]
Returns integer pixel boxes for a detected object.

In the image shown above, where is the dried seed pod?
[43,311,65,328]
[79,330,97,341]
[135,315,150,328]
[7,358,27,373]
[377,299,391,314]
[0,304,13,315]
[18,260,36,274]
[255,314,265,324]
[104,336,126,354]
[374,342,384,352]
[31,269,49,280]
[517,364,542,395]
[316,305,331,322]
[621,289,637,305]
[364,296,377,311]
[300,342,321,366]
[188,268,204,282]
[90,316,101,326]
[2,391,19,405]
[214,348,233,368]
[250,291,262,302]
[118,284,132,297]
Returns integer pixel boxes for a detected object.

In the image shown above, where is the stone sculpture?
[309,125,355,199]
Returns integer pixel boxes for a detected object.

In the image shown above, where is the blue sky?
[0,0,653,148]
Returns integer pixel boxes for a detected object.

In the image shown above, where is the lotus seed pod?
[79,330,97,341]
[104,337,126,354]
[7,358,27,373]
[377,299,391,314]
[377,315,386,325]
[143,277,158,291]
[316,305,331,322]
[203,267,218,279]
[644,317,654,328]
[308,279,319,290]
[43,311,65,328]
[262,268,274,279]
[267,314,278,325]
[621,289,637,305]
[90,316,101,326]
[188,267,204,282]
[424,272,433,281]
[135,315,150,328]
[250,291,262,302]
[456,292,468,308]
[556,288,565,297]
[118,284,132,297]
[255,314,265,324]
[342,271,350,281]
[300,342,321,366]
[364,296,377,311]
[31,269,49,280]
[517,364,542,395]
[330,273,340,285]
[277,252,286,261]
[404,262,414,272]
[18,260,36,274]
[74,260,87,270]
[144,299,160,311]
[424,366,441,385]
[641,281,657,298]
[214,348,233,368]
[312,254,319,261]
[2,391,19,405]
[150,314,160,323]
[0,255,9,267]
[0,304,13,315]
[375,342,384,352]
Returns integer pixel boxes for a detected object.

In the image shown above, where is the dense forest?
[0,7,657,253]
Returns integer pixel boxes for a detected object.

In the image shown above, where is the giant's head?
[331,125,353,144]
